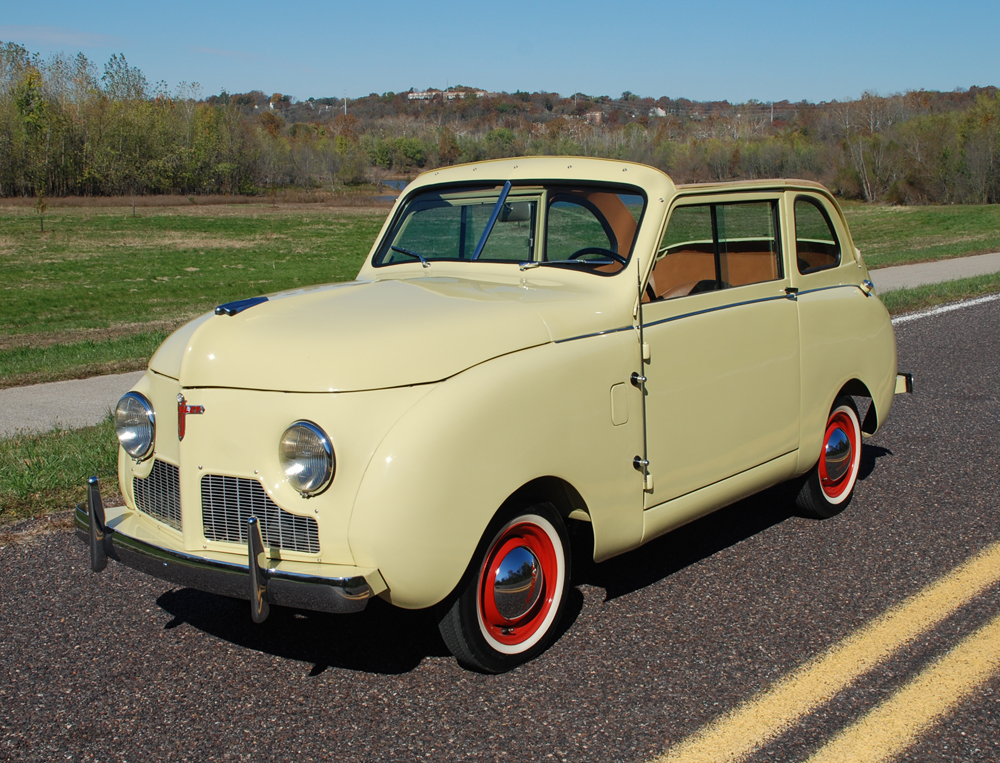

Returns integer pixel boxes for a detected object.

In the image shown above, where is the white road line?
[891,293,1000,325]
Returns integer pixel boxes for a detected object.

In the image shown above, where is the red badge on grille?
[177,394,205,441]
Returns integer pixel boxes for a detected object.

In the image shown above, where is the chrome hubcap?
[825,427,852,482]
[494,545,543,621]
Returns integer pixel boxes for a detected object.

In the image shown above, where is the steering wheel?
[567,247,627,265]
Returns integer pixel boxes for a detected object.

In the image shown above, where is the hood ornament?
[177,394,205,441]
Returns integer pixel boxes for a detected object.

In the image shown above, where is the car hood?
[149,277,560,392]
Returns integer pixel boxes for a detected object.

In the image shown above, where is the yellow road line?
[806,609,1000,763]
[654,541,1000,763]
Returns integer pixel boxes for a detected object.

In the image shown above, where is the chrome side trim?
[554,325,633,344]
[75,481,372,616]
[643,293,790,330]
[556,284,864,344]
[797,284,867,298]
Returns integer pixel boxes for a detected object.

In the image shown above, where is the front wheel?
[438,503,570,673]
[796,396,862,518]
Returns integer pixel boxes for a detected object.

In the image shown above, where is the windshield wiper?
[520,259,593,271]
[471,181,512,261]
[391,245,430,268]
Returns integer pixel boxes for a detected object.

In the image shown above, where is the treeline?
[2,41,999,204]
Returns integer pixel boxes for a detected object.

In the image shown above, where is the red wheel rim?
[478,521,559,648]
[819,409,859,499]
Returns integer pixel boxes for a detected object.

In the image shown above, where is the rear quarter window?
[795,197,841,274]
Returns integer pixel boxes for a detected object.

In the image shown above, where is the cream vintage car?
[78,157,912,672]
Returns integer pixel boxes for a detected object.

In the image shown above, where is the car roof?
[407,156,676,193]
[675,178,831,194]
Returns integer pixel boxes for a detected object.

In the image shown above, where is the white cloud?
[0,25,123,48]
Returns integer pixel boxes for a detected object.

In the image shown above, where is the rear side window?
[650,200,781,300]
[795,197,841,273]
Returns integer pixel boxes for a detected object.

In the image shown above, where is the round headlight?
[279,421,334,496]
[115,392,155,460]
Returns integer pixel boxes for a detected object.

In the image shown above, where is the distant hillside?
[2,42,998,204]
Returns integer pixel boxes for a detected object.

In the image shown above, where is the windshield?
[374,184,646,274]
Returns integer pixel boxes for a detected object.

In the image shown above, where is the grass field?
[842,202,1000,268]
[1,203,389,387]
[2,198,1000,390]
[0,414,119,524]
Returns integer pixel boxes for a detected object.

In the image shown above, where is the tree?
[438,128,459,165]
[102,53,148,100]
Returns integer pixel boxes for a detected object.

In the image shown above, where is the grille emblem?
[177,393,205,441]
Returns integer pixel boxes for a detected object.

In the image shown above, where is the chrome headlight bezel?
[114,392,156,461]
[279,420,335,496]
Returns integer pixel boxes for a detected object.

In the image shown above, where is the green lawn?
[0,415,119,524]
[879,272,1000,314]
[1,204,388,386]
[842,202,1000,269]
[1,205,386,335]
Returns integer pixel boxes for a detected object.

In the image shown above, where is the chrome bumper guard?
[76,477,373,620]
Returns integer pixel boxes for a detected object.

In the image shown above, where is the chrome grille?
[133,460,182,530]
[201,475,320,554]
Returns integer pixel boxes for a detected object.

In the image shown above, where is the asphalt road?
[0,371,145,437]
[2,300,999,763]
[870,250,1000,292]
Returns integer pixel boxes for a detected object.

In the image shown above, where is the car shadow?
[858,444,892,481]
[574,442,893,602]
[572,480,800,603]
[155,445,892,675]
[156,582,586,677]
[156,587,453,675]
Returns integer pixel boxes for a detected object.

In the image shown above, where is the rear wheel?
[438,503,570,673]
[796,396,862,518]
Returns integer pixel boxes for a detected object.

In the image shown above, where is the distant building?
[648,107,667,117]
[585,111,603,125]
[446,90,491,100]
[408,89,495,101]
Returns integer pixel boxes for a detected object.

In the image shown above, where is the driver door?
[640,195,800,508]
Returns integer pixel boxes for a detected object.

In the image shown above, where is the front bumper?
[76,477,384,620]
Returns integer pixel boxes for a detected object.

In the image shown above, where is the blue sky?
[1,0,997,103]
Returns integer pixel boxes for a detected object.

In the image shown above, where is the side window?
[545,196,615,261]
[654,205,715,299]
[650,200,780,300]
[795,197,841,273]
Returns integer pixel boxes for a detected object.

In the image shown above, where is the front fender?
[348,332,644,609]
